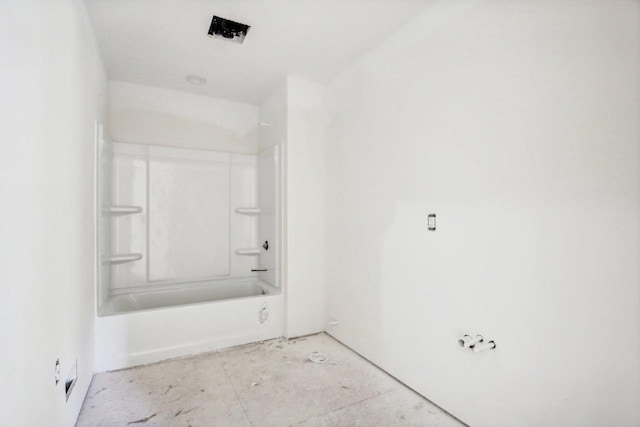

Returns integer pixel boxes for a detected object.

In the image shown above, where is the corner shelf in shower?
[235,207,261,215]
[235,248,261,256]
[106,205,143,215]
[106,253,143,264]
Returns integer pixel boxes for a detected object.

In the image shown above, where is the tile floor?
[76,333,463,427]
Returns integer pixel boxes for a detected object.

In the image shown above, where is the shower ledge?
[106,206,143,215]
[106,253,143,264]
[235,207,261,215]
[235,248,261,256]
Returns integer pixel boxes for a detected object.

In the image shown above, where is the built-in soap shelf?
[106,205,143,215]
[235,248,261,256]
[235,207,261,215]
[106,253,143,264]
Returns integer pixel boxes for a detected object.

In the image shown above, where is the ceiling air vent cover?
[208,16,250,44]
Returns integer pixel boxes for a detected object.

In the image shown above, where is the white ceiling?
[85,0,434,104]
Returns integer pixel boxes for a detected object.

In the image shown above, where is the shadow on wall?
[109,109,259,153]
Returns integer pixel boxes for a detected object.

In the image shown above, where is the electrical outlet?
[428,213,436,231]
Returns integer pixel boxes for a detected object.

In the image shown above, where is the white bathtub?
[102,279,276,315]
[95,279,284,371]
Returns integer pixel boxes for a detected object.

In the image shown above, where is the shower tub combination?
[95,134,284,371]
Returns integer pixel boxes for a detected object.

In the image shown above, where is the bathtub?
[102,278,277,315]
[95,142,285,372]
[95,279,284,371]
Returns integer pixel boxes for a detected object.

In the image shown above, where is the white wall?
[259,81,288,152]
[109,80,259,153]
[285,76,327,337]
[325,1,640,426]
[0,0,107,425]
[259,78,327,338]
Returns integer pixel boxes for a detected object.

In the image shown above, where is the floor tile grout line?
[288,390,392,427]
[221,362,254,427]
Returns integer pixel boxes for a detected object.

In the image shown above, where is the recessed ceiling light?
[185,75,207,85]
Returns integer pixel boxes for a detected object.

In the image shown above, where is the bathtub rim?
[99,277,281,317]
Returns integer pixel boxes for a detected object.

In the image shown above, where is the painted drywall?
[108,81,259,153]
[0,0,107,425]
[285,76,327,337]
[85,0,434,103]
[259,82,288,152]
[324,1,640,426]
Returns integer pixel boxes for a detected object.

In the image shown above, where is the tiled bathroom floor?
[76,333,463,427]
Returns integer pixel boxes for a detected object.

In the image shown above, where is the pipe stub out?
[457,335,472,347]
[458,334,495,352]
[458,334,483,348]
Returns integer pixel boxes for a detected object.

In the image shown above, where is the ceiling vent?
[208,16,250,44]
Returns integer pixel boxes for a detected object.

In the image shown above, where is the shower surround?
[95,139,283,371]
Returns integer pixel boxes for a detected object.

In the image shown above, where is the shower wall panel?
[230,154,259,276]
[109,142,258,292]
[257,145,281,287]
[111,143,147,287]
[148,150,230,281]
[97,124,112,313]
